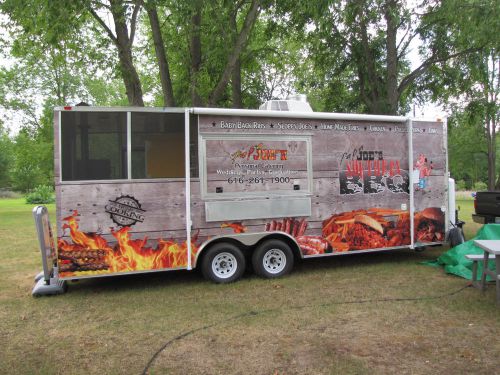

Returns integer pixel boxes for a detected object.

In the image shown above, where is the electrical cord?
[141,283,471,375]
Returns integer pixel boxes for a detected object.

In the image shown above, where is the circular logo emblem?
[105,195,145,227]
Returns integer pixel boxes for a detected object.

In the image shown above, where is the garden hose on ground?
[141,283,472,375]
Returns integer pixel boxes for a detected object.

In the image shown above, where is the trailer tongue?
[33,99,453,293]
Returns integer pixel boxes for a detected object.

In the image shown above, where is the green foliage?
[473,181,488,192]
[10,113,53,192]
[448,110,488,186]
[25,184,55,204]
[445,49,499,189]
[455,180,467,191]
[0,123,13,187]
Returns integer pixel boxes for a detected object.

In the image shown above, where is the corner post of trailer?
[407,117,415,249]
[127,112,132,179]
[443,117,450,232]
[185,108,192,270]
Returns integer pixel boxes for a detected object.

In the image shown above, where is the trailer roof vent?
[259,94,313,112]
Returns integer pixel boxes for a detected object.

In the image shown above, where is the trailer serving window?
[131,112,186,179]
[61,112,127,181]
[200,134,313,198]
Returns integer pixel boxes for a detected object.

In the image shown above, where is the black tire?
[201,242,246,283]
[449,227,465,248]
[252,239,294,278]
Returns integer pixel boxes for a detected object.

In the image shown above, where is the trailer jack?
[32,206,67,296]
[33,266,67,296]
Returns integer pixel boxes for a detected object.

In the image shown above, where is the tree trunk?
[109,0,144,106]
[384,0,399,115]
[232,57,243,108]
[355,1,385,114]
[485,54,498,190]
[208,0,260,106]
[487,116,496,190]
[146,2,175,107]
[189,3,203,106]
[230,7,242,108]
[487,144,495,190]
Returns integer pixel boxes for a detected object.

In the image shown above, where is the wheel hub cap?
[212,252,237,279]
[263,249,286,274]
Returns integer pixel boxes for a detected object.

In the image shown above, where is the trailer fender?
[194,232,302,268]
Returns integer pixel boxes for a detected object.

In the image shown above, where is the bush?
[0,189,21,198]
[455,180,467,191]
[25,185,55,204]
[473,181,488,192]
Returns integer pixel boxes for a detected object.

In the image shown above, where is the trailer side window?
[61,112,127,181]
[131,112,190,179]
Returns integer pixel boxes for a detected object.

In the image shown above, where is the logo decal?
[105,195,145,227]
[228,143,288,164]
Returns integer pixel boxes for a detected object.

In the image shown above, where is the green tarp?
[428,224,499,281]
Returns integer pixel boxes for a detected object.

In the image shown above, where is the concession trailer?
[32,96,458,294]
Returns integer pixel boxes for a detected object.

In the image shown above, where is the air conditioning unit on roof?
[259,94,313,112]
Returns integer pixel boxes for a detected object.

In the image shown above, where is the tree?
[420,1,500,190]
[277,0,487,115]
[447,52,499,190]
[10,111,53,192]
[143,0,175,106]
[1,0,144,106]
[0,122,13,187]
[88,0,145,106]
[142,0,262,107]
[447,110,488,188]
[474,52,499,190]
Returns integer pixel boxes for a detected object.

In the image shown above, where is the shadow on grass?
[66,267,203,294]
[64,245,449,295]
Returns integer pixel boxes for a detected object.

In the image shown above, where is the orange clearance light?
[63,106,72,110]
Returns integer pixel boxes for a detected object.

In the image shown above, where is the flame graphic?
[58,211,199,277]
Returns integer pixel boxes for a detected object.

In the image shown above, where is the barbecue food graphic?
[414,207,445,242]
[58,249,109,273]
[322,208,411,252]
[263,208,416,255]
[221,222,247,233]
[57,211,199,277]
[263,217,330,255]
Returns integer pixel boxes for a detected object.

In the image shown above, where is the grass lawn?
[1,198,499,374]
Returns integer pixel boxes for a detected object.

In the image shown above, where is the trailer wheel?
[252,239,294,278]
[201,243,245,283]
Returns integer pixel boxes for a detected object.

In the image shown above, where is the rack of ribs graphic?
[262,207,442,255]
[264,218,329,255]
